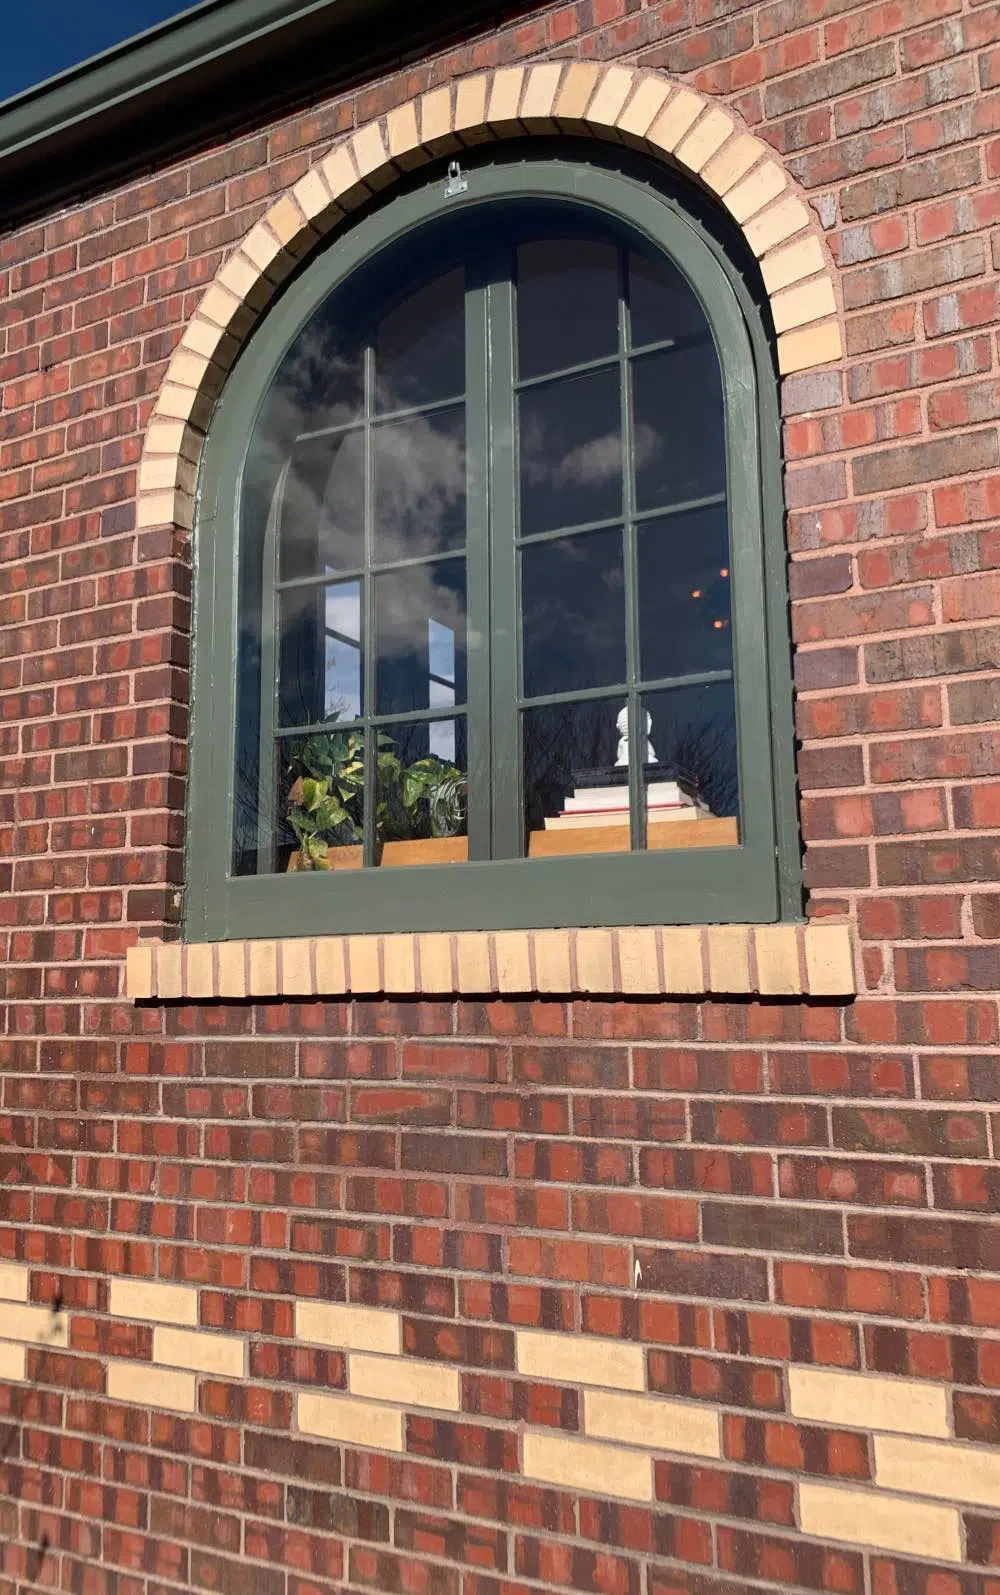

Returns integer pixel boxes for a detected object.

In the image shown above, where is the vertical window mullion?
[464,265,493,864]
[620,249,646,853]
[257,463,287,875]
[485,254,522,860]
[362,342,377,868]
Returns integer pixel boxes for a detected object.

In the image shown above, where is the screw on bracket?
[444,160,467,198]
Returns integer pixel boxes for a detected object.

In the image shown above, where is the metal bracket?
[444,160,467,198]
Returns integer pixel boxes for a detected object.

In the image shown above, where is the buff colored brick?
[107,1360,196,1414]
[876,1436,1000,1510]
[144,416,190,458]
[554,62,601,126]
[675,108,735,174]
[454,75,488,142]
[520,63,562,128]
[179,313,227,362]
[517,1331,645,1392]
[487,67,525,133]
[799,1482,961,1562]
[198,281,241,329]
[585,1390,721,1458]
[754,925,802,996]
[314,936,347,994]
[416,933,454,994]
[156,943,183,1001]
[218,252,260,304]
[702,135,767,196]
[249,939,278,997]
[280,938,313,998]
[320,145,368,210]
[585,67,635,131]
[350,1353,460,1412]
[725,160,786,225]
[615,77,671,142]
[293,166,335,225]
[523,1431,652,1502]
[156,382,203,424]
[137,452,189,495]
[647,89,703,154]
[298,1391,404,1451]
[154,1327,244,1379]
[771,276,838,335]
[216,941,247,999]
[707,925,751,994]
[126,944,154,1001]
[347,935,381,993]
[575,929,614,994]
[0,1264,28,1303]
[789,1368,949,1438]
[242,220,285,276]
[137,489,180,529]
[760,235,827,296]
[532,930,572,994]
[804,923,855,997]
[778,319,844,375]
[386,99,424,167]
[744,195,810,257]
[186,943,214,1001]
[494,931,531,993]
[109,1278,199,1328]
[660,928,703,995]
[0,1343,25,1383]
[352,121,390,184]
[382,934,417,995]
[419,87,455,153]
[617,927,658,994]
[456,932,491,994]
[296,1301,401,1356]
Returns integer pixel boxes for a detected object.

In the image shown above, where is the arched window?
[187,151,798,938]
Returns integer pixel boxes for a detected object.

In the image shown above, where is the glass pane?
[375,558,467,717]
[517,239,619,381]
[278,579,363,728]
[272,313,365,439]
[373,405,466,564]
[280,429,365,580]
[519,366,621,538]
[523,697,626,859]
[375,268,464,413]
[521,528,626,700]
[373,718,468,869]
[638,506,733,683]
[631,344,726,512]
[281,729,366,873]
[629,250,710,350]
[644,683,740,845]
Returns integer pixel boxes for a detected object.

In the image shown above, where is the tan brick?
[179,314,230,363]
[617,927,658,994]
[109,1278,199,1328]
[138,453,195,495]
[777,319,844,375]
[760,235,827,296]
[0,1264,28,1303]
[248,939,278,997]
[487,67,525,133]
[144,417,191,458]
[154,1327,244,1379]
[216,941,247,999]
[314,936,347,994]
[280,938,313,998]
[553,62,601,126]
[585,1390,721,1459]
[803,923,856,996]
[107,1360,196,1414]
[156,944,183,1001]
[647,89,703,155]
[242,220,285,276]
[725,161,786,225]
[520,63,563,129]
[296,1301,401,1355]
[702,135,768,197]
[416,933,454,994]
[419,87,456,153]
[347,935,381,993]
[798,1482,961,1562]
[532,930,572,994]
[585,66,635,131]
[517,1330,645,1392]
[675,108,735,174]
[575,929,614,994]
[523,1431,652,1502]
[198,281,241,330]
[615,77,671,143]
[707,925,751,994]
[754,925,802,996]
[789,1368,949,1438]
[265,192,314,253]
[298,1391,404,1451]
[352,121,390,183]
[0,1342,25,1383]
[319,145,368,211]
[494,931,531,993]
[875,1436,1000,1510]
[456,932,492,994]
[382,934,416,995]
[186,943,214,1002]
[454,75,489,142]
[771,276,838,335]
[126,944,154,1001]
[386,100,425,168]
[137,489,182,530]
[293,166,337,226]
[349,1353,460,1412]
[217,252,259,305]
[660,928,703,995]
[744,195,810,258]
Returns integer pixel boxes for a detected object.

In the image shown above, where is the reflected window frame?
[186,148,800,939]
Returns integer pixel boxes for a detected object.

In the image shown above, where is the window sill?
[126,923,855,1002]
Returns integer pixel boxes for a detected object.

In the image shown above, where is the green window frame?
[186,147,800,939]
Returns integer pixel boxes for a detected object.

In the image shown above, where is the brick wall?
[3,0,1000,1591]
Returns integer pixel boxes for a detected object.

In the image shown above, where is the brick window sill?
[126,923,855,1002]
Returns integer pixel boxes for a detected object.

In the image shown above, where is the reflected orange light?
[691,589,702,598]
[720,567,729,578]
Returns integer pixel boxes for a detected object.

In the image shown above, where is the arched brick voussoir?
[138,61,844,534]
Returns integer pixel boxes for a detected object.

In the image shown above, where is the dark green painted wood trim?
[187,145,801,938]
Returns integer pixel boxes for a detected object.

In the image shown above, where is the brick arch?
[137,61,843,533]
